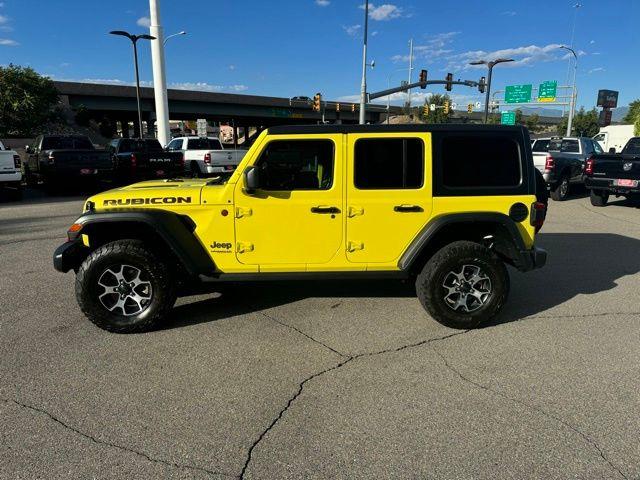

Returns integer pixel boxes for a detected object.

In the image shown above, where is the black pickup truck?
[25,135,112,187]
[585,137,640,206]
[107,138,184,184]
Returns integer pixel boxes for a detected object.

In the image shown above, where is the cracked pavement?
[1,190,640,479]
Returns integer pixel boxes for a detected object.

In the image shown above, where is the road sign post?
[505,84,532,104]
[538,81,557,102]
[196,118,207,137]
[501,111,516,125]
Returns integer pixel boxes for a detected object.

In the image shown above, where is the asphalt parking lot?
[1,189,639,479]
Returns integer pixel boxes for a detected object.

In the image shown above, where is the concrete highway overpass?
[54,81,399,138]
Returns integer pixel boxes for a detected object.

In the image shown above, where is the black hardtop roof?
[267,123,526,135]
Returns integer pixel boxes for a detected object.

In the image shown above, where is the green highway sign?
[538,81,557,102]
[505,84,532,104]
[501,111,516,125]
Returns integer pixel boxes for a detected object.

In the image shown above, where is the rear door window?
[623,138,640,155]
[187,138,222,150]
[354,138,424,189]
[532,139,550,152]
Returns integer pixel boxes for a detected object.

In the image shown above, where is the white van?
[593,125,635,153]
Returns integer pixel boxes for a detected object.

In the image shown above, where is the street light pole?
[560,46,578,136]
[110,30,156,139]
[359,0,369,124]
[164,30,186,46]
[149,0,170,146]
[470,58,514,123]
[406,38,413,109]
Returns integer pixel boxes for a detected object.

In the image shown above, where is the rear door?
[345,132,432,266]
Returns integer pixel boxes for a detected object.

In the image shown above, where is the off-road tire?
[190,161,203,178]
[415,241,510,329]
[590,189,608,207]
[550,174,569,201]
[75,240,176,333]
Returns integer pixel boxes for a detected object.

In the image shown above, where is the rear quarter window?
[433,132,528,196]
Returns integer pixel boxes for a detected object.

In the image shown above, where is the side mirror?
[609,148,616,154]
[243,166,261,193]
[25,145,31,154]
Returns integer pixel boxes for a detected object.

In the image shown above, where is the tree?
[525,113,540,134]
[0,64,59,136]
[556,108,599,137]
[422,94,452,124]
[623,99,640,124]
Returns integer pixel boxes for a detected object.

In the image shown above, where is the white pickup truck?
[166,136,247,177]
[0,140,23,199]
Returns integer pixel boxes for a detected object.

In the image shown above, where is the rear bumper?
[585,177,640,194]
[205,165,237,174]
[0,171,22,184]
[515,246,547,272]
[53,240,87,273]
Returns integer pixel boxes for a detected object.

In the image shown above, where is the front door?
[234,135,343,269]
[345,133,432,265]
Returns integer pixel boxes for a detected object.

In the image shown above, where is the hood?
[87,179,211,210]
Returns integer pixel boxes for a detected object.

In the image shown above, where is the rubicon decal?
[103,196,192,206]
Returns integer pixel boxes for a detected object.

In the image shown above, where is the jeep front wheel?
[75,240,176,333]
[415,241,509,329]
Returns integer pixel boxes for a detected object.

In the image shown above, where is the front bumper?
[515,246,547,272]
[53,240,87,273]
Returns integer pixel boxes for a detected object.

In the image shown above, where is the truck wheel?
[590,189,609,207]
[190,161,203,178]
[550,175,569,201]
[415,241,510,329]
[75,240,176,333]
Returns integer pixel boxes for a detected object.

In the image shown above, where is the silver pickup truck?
[166,136,247,177]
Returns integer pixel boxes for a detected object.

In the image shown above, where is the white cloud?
[0,14,8,24]
[360,3,403,21]
[48,77,249,93]
[371,31,379,36]
[0,38,18,46]
[592,52,601,55]
[342,24,361,37]
[447,43,567,71]
[392,32,459,63]
[0,3,5,7]
[588,67,605,74]
[59,62,71,67]
[589,39,596,44]
[136,16,151,27]
[315,0,330,6]
[501,11,517,16]
[228,64,236,70]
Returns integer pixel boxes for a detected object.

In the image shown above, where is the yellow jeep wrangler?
[54,124,547,333]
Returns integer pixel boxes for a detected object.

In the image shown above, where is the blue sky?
[0,0,638,110]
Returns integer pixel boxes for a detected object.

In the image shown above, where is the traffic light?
[351,104,356,112]
[419,69,428,89]
[313,93,322,112]
[445,73,453,92]
[423,104,429,117]
[443,100,450,114]
[478,76,486,94]
[336,103,340,112]
[467,104,473,113]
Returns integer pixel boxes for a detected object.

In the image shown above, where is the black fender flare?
[398,212,530,272]
[68,209,215,276]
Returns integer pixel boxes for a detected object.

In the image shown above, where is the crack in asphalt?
[579,203,640,228]
[430,348,629,480]
[525,311,640,320]
[239,328,469,479]
[260,312,348,358]
[2,398,235,479]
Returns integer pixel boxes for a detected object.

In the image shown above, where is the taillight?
[544,155,554,171]
[13,154,21,168]
[67,223,82,241]
[530,201,547,233]
[585,157,594,175]
[48,152,55,164]
[204,153,211,164]
[131,153,137,168]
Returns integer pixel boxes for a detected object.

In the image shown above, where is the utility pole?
[359,0,369,124]
[406,38,413,109]
[563,2,581,116]
[149,0,170,147]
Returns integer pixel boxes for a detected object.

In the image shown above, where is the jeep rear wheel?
[415,241,509,329]
[75,240,176,333]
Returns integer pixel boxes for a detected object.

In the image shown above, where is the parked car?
[584,136,640,206]
[543,136,604,201]
[166,136,247,177]
[0,140,23,199]
[54,124,547,333]
[593,125,635,154]
[108,138,184,184]
[24,135,112,188]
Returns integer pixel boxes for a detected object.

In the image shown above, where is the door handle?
[311,206,341,214]
[394,205,423,213]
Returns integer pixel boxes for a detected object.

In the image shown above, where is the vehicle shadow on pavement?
[165,233,640,331]
[493,232,640,326]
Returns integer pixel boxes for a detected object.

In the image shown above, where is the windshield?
[187,138,222,150]
[622,138,640,155]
